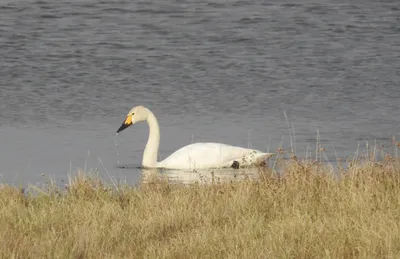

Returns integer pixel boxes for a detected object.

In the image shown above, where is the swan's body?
[156,142,271,169]
[116,106,274,170]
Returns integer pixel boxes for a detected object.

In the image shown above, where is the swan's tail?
[237,152,275,168]
[256,153,275,165]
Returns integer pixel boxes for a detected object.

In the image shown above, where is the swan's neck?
[142,111,160,168]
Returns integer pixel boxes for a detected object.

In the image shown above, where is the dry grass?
[1,149,400,258]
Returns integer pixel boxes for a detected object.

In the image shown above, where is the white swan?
[116,106,275,170]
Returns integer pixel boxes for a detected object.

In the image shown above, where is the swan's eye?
[132,113,135,116]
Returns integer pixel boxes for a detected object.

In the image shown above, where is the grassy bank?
[1,151,400,258]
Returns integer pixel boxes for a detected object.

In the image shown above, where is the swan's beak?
[116,115,132,133]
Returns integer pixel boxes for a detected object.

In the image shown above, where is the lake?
[1,0,399,186]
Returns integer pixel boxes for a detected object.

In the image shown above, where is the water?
[1,0,399,186]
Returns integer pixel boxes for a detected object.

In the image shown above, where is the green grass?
[1,145,400,258]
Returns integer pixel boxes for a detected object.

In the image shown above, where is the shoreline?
[1,146,399,258]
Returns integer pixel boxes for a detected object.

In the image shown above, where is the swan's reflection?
[140,166,268,185]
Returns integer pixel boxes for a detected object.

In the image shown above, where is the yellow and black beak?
[116,115,132,133]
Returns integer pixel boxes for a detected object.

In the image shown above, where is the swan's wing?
[157,142,273,170]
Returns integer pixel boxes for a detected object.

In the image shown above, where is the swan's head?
[116,106,149,133]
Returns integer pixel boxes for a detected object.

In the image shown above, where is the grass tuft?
[1,147,400,258]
